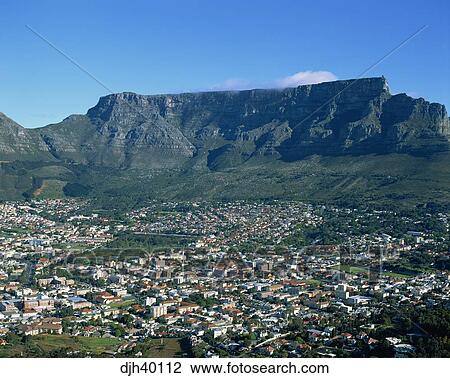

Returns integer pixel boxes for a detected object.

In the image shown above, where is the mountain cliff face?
[0,77,449,203]
[0,113,52,161]
[25,77,448,170]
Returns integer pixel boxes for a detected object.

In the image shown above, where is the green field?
[305,278,321,286]
[109,298,137,309]
[382,271,413,278]
[334,264,414,278]
[67,232,196,266]
[0,335,189,358]
[133,338,187,358]
[334,264,368,274]
[33,179,67,199]
[0,226,31,235]
[37,334,121,352]
[0,334,122,357]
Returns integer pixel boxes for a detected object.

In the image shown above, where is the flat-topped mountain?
[0,77,449,206]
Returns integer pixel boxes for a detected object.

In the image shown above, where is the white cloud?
[209,78,252,91]
[274,70,338,88]
[209,70,337,91]
[405,91,420,98]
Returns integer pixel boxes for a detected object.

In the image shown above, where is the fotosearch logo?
[119,360,330,376]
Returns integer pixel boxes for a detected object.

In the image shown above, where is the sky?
[0,0,449,128]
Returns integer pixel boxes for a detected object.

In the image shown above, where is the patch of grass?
[70,248,151,266]
[305,279,321,286]
[33,179,67,199]
[34,334,121,354]
[0,334,122,357]
[335,264,368,274]
[53,242,90,251]
[334,264,414,278]
[109,299,137,309]
[134,338,186,358]
[0,342,26,357]
[106,232,197,251]
[76,336,122,352]
[0,227,31,235]
[382,271,413,278]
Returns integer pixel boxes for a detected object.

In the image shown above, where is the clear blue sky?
[1,0,449,127]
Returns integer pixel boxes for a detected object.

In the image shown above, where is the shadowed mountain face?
[0,113,53,162]
[0,77,449,204]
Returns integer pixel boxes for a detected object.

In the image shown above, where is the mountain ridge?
[1,77,449,205]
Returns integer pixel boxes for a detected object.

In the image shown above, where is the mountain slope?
[0,113,53,162]
[0,77,449,206]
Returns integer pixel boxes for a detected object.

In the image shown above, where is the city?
[0,199,448,357]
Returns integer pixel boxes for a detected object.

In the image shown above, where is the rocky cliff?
[0,113,52,161]
[1,77,448,170]
[0,77,449,203]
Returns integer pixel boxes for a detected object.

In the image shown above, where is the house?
[145,297,157,306]
[0,300,17,312]
[394,343,416,358]
[23,308,38,319]
[149,305,167,318]
[307,329,324,343]
[261,345,275,356]
[17,318,63,336]
[94,291,120,304]
[23,294,54,310]
[103,307,120,317]
[386,337,402,345]
[177,302,200,315]
[347,295,372,306]
[305,299,330,309]
[212,327,227,338]
[68,296,92,309]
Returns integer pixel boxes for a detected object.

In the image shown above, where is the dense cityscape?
[0,199,449,358]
